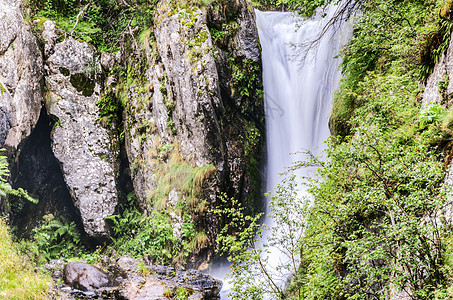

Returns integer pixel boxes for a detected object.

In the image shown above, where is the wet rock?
[57,260,221,299]
[45,38,119,238]
[64,262,112,291]
[0,0,42,150]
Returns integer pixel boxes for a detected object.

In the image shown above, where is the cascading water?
[256,1,352,275]
[210,2,352,298]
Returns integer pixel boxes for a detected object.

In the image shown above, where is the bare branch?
[69,1,92,37]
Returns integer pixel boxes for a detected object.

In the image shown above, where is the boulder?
[45,38,119,238]
[63,262,111,291]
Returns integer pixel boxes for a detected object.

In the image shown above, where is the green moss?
[70,73,95,97]
[0,83,6,96]
[59,67,70,76]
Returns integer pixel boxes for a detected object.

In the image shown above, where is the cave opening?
[9,108,85,239]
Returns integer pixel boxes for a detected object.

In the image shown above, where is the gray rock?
[116,255,139,277]
[46,38,119,238]
[155,2,225,168]
[123,65,161,213]
[234,0,260,62]
[58,261,221,299]
[422,32,453,107]
[118,264,221,300]
[63,262,111,291]
[45,259,67,282]
[42,20,59,58]
[100,52,115,71]
[0,0,42,150]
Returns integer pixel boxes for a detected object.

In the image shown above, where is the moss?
[0,82,6,96]
[440,0,453,20]
[59,67,70,76]
[70,73,95,97]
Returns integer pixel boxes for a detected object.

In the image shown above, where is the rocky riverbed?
[45,255,222,299]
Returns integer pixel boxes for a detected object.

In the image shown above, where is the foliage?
[19,214,84,264]
[255,0,341,16]
[26,0,159,52]
[106,192,203,264]
[220,81,452,298]
[218,0,453,297]
[215,176,311,299]
[108,210,200,264]
[420,103,446,129]
[0,219,51,299]
[97,93,121,127]
[330,0,447,135]
[0,153,36,205]
[148,146,216,216]
[176,287,190,300]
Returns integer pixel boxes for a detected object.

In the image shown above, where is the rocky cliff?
[0,0,264,265]
[0,0,42,151]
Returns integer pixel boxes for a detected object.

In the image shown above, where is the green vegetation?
[149,146,216,215]
[331,0,450,135]
[18,214,84,265]
[215,0,453,299]
[0,152,50,298]
[26,0,160,52]
[115,145,215,264]
[0,219,51,299]
[106,192,207,264]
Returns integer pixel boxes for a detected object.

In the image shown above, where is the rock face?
[119,0,263,262]
[0,0,42,150]
[45,36,119,238]
[155,2,225,169]
[0,0,263,266]
[421,34,453,107]
[122,64,164,213]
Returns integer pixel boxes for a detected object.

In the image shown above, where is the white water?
[257,1,352,270]
[210,3,352,298]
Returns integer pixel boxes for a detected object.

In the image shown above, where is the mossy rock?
[440,0,453,20]
[59,67,70,77]
[70,73,95,97]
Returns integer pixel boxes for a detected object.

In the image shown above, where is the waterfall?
[256,1,352,275]
[210,3,352,298]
